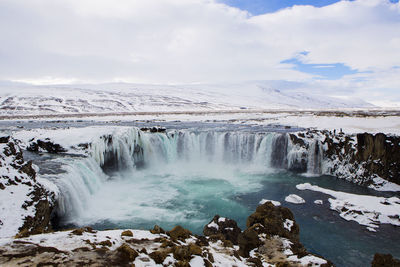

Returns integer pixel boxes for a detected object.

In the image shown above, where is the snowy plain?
[0,81,375,116]
[1,81,399,135]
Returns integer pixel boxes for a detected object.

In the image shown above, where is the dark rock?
[121,230,133,237]
[204,259,213,267]
[19,161,36,179]
[188,243,202,256]
[116,243,138,263]
[98,240,112,247]
[248,257,263,267]
[167,225,192,240]
[372,253,400,267]
[203,215,242,244]
[150,225,166,234]
[27,140,66,154]
[149,250,169,264]
[172,245,192,261]
[70,227,95,236]
[247,202,299,242]
[237,224,263,257]
[0,136,10,143]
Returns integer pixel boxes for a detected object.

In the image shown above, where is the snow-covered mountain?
[0,81,374,116]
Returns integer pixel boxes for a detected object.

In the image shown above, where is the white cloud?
[0,0,399,103]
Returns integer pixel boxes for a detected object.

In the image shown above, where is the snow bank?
[297,183,400,231]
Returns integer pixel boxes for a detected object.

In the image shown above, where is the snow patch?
[285,194,305,204]
[314,200,323,205]
[283,219,294,231]
[207,221,219,230]
[259,199,281,206]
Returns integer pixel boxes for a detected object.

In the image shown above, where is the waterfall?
[307,140,323,175]
[54,128,325,223]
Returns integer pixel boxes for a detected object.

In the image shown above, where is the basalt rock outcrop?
[289,130,400,187]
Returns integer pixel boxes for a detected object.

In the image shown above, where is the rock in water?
[246,201,300,241]
[371,253,400,267]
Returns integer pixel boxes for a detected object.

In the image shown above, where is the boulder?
[167,225,192,241]
[203,215,241,244]
[246,202,299,241]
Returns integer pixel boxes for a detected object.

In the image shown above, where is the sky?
[0,0,400,106]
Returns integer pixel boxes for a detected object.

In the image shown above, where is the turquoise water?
[239,172,400,267]
[62,163,400,267]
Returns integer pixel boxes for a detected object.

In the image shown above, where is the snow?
[259,199,281,206]
[4,229,160,251]
[0,224,329,267]
[287,255,328,266]
[297,183,400,230]
[13,126,124,154]
[0,142,39,238]
[0,181,32,238]
[314,200,323,205]
[368,177,400,192]
[285,194,306,204]
[189,256,205,267]
[207,221,219,230]
[283,219,294,231]
[218,217,226,223]
[0,82,373,117]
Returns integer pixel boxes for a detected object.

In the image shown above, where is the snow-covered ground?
[0,227,328,267]
[0,81,399,135]
[0,81,374,117]
[296,183,400,231]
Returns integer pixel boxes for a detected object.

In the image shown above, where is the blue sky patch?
[281,57,358,80]
[220,0,399,15]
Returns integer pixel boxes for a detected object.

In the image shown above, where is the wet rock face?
[271,134,288,169]
[203,215,242,244]
[292,130,400,186]
[355,133,400,185]
[371,253,400,267]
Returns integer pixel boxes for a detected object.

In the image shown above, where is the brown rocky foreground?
[0,202,332,267]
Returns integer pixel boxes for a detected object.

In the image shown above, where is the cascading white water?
[54,128,325,227]
[307,140,323,175]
